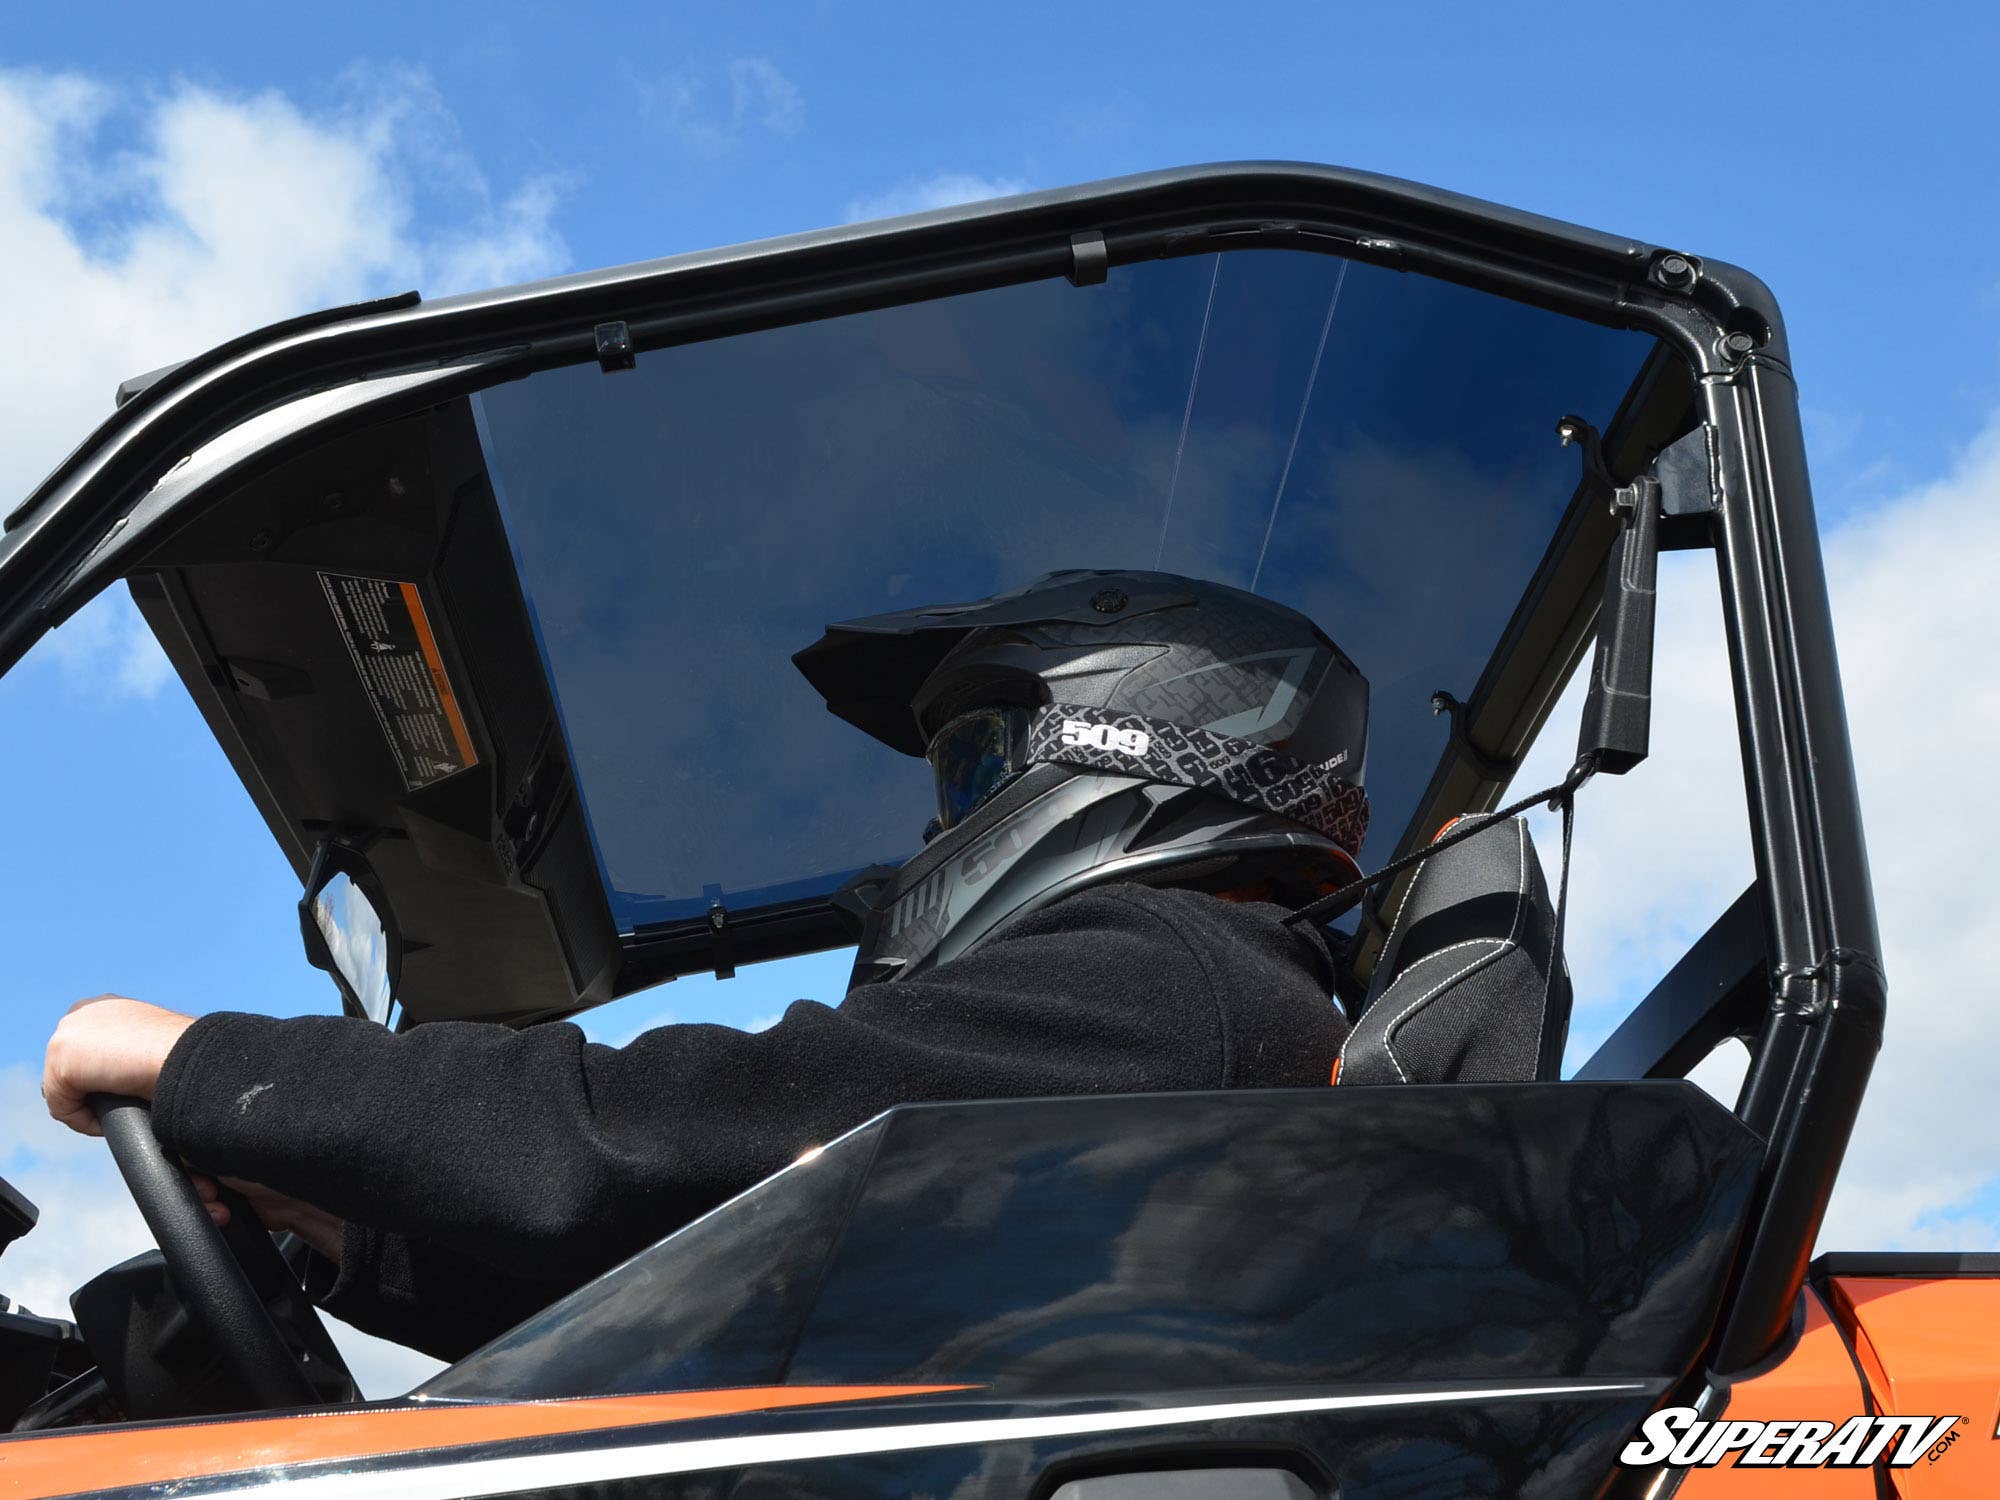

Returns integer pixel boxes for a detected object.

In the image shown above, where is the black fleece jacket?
[152,884,1344,1360]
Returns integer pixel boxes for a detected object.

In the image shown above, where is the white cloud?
[422,177,570,296]
[1519,416,2000,1253]
[844,172,1031,224]
[36,591,174,699]
[644,57,802,158]
[581,1003,679,1050]
[728,59,803,137]
[1,66,568,701]
[1813,420,2000,1249]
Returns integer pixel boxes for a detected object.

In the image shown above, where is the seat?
[1336,814,1571,1086]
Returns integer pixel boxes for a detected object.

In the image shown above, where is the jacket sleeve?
[295,1231,575,1365]
[151,885,1336,1358]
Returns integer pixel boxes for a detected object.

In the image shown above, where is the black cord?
[1285,753,1600,930]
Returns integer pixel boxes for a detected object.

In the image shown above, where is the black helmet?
[794,570,1369,984]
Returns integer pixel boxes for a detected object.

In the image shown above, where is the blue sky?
[3,2,1999,1392]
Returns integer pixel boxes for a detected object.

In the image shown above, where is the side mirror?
[298,840,402,1025]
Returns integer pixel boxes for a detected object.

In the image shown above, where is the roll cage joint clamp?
[1771,947,1873,1019]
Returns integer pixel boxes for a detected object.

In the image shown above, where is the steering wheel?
[90,1094,351,1409]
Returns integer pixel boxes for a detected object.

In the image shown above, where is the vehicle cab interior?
[0,164,1894,1498]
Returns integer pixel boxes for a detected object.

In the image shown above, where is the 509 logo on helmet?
[1059,719,1152,756]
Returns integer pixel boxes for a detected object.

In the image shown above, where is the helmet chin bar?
[844,761,1361,988]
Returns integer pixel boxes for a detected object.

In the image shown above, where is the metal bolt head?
[1654,253,1697,291]
[1723,330,1757,358]
[1090,587,1129,614]
[249,529,274,552]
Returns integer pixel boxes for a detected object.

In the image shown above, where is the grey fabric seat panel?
[1339,815,1571,1086]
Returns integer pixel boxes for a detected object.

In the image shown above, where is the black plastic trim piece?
[1067,230,1109,286]
[114,361,189,410]
[1562,413,1661,777]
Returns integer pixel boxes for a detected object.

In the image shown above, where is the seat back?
[1337,815,1571,1085]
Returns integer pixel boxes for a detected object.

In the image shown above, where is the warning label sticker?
[319,573,480,791]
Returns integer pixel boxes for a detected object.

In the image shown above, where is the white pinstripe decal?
[162,1380,1652,1500]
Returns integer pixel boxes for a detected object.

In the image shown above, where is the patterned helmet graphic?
[794,570,1370,983]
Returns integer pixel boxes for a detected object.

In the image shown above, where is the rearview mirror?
[298,840,402,1025]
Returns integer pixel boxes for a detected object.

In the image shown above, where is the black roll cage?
[0,162,1882,1376]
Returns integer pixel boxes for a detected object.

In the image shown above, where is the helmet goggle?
[927,707,1031,832]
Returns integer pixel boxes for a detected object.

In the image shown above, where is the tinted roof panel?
[471,250,1657,933]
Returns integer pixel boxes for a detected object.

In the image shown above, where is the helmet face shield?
[927,707,1029,831]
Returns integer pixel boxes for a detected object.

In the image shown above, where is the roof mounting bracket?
[500,730,570,878]
[297,820,405,849]
[1654,426,1722,551]
[704,885,736,980]
[1429,689,1518,784]
[1066,231,1109,287]
[594,321,636,374]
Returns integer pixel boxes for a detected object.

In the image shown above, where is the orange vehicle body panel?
[0,1383,968,1500]
[1676,1287,1874,1496]
[1826,1275,2000,1499]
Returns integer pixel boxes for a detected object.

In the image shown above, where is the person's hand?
[41,995,196,1136]
[190,1174,345,1264]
